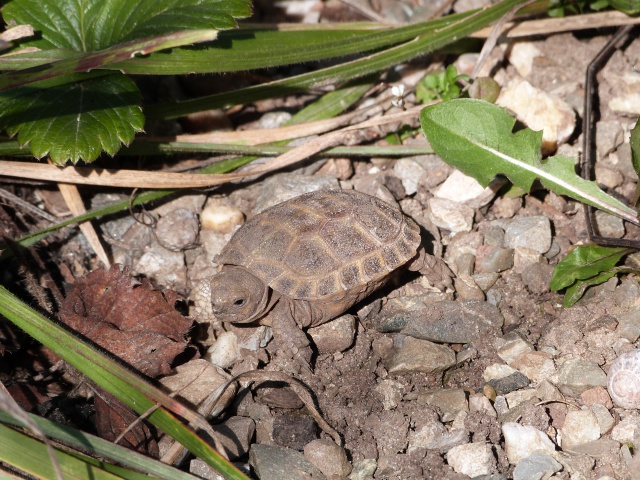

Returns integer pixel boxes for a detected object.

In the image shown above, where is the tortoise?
[193,188,444,370]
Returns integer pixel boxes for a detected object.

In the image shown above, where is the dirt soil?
[2,3,640,480]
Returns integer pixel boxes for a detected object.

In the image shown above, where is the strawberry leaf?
[0,0,251,163]
[420,99,640,225]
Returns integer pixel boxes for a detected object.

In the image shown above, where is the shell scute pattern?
[216,189,421,300]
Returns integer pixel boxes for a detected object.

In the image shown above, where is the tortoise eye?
[233,298,246,307]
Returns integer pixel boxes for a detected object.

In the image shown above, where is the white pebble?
[205,331,241,369]
[446,443,496,477]
[200,203,244,234]
[502,422,556,465]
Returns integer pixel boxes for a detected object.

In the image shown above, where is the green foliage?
[547,0,639,16]
[549,245,633,306]
[420,99,639,224]
[0,0,251,163]
[416,65,469,103]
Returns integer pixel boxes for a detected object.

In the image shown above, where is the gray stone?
[504,216,552,254]
[258,111,292,129]
[496,332,534,365]
[250,444,327,480]
[434,169,498,208]
[454,274,485,301]
[594,210,625,238]
[428,197,475,233]
[615,309,640,342]
[557,359,608,396]
[483,224,505,247]
[418,388,469,423]
[272,415,318,450]
[253,173,339,214]
[446,442,496,477]
[487,372,530,395]
[380,300,504,344]
[348,459,377,480]
[512,452,562,480]
[560,409,600,450]
[190,459,245,479]
[570,438,620,458]
[134,243,186,290]
[308,314,356,354]
[304,439,351,478]
[522,263,553,294]
[385,335,456,375]
[474,272,500,291]
[211,416,256,460]
[393,157,428,195]
[408,419,467,454]
[476,245,514,273]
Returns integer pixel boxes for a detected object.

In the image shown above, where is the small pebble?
[508,42,543,78]
[385,335,456,374]
[204,331,241,369]
[558,359,608,396]
[200,203,244,234]
[258,111,292,129]
[434,169,497,208]
[512,247,544,274]
[418,388,469,423]
[512,452,562,480]
[496,332,534,365]
[487,372,530,396]
[272,415,318,451]
[475,245,514,273]
[211,416,256,460]
[387,300,504,344]
[135,243,186,290]
[504,216,552,254]
[155,208,199,249]
[497,79,575,153]
[348,459,377,480]
[308,314,356,354]
[393,157,428,195]
[611,414,640,445]
[502,422,556,464]
[560,409,600,450]
[483,363,519,382]
[428,197,475,233]
[510,351,558,385]
[590,403,615,435]
[304,439,351,478]
[446,443,496,477]
[594,210,625,238]
[408,419,467,454]
[250,444,326,480]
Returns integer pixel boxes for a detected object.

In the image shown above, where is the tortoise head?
[206,266,270,324]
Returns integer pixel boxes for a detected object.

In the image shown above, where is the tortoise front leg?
[267,301,313,375]
[408,247,454,291]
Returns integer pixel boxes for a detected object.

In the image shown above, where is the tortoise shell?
[216,189,421,301]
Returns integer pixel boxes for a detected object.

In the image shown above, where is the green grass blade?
[148,0,528,119]
[0,287,249,480]
[0,410,198,480]
[0,422,123,480]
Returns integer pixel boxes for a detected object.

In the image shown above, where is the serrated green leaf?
[420,99,640,224]
[0,74,143,164]
[2,0,251,51]
[549,245,629,291]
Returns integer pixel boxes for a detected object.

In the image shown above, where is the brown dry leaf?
[94,390,159,456]
[59,266,193,377]
[59,266,193,455]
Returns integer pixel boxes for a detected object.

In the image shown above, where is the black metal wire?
[582,25,639,248]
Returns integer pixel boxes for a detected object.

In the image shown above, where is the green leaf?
[607,0,640,14]
[2,0,251,51]
[631,117,640,179]
[549,245,630,291]
[0,74,144,164]
[562,270,618,307]
[420,99,640,224]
